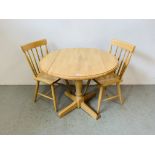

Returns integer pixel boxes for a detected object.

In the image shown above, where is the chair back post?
[21,39,48,77]
[109,39,136,80]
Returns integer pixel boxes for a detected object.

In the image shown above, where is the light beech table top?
[40,48,118,80]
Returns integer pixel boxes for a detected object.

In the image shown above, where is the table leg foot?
[58,101,77,118]
[81,102,99,120]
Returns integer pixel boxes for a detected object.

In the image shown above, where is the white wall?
[0,19,155,85]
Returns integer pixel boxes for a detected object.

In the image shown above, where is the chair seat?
[95,72,121,86]
[34,72,60,84]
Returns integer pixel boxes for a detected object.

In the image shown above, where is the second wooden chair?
[84,39,135,114]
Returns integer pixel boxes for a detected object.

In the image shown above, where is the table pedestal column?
[75,80,83,108]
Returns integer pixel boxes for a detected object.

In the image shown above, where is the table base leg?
[84,92,96,102]
[81,102,99,120]
[64,91,76,100]
[58,101,77,118]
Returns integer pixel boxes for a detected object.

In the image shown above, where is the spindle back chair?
[21,39,60,112]
[95,40,136,114]
[83,40,136,114]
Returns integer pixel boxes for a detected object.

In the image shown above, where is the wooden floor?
[0,85,155,135]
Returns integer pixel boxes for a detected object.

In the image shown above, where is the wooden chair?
[84,39,135,113]
[21,39,60,112]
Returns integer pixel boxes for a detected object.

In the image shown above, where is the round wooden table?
[40,48,118,119]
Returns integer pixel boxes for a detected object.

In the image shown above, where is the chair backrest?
[109,39,136,79]
[21,39,49,77]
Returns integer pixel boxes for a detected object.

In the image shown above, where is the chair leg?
[116,82,123,104]
[83,79,91,95]
[51,84,57,112]
[34,81,40,102]
[97,86,104,114]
